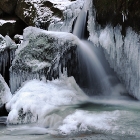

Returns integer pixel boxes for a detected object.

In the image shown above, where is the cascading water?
[1,0,140,139]
[73,0,115,95]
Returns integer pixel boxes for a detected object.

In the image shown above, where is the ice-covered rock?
[6,76,87,124]
[10,27,79,93]
[0,74,12,107]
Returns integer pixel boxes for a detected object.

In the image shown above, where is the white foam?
[58,110,120,135]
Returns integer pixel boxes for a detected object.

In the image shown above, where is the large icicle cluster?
[99,26,140,99]
[88,0,140,99]
[0,34,17,84]
[10,27,79,93]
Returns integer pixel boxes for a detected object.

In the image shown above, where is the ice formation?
[87,0,140,99]
[99,26,140,99]
[0,34,17,84]
[6,76,87,124]
[48,0,84,32]
[0,74,12,107]
[10,27,80,93]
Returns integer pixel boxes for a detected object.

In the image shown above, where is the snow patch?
[0,20,16,26]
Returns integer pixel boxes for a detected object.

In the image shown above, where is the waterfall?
[73,10,87,39]
[73,0,119,95]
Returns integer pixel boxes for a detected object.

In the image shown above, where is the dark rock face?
[0,104,8,116]
[15,0,37,26]
[0,16,27,37]
[0,8,4,17]
[93,0,140,33]
[0,0,18,14]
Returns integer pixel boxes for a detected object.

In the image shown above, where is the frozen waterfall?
[73,0,121,95]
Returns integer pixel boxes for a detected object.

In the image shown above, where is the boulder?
[10,27,79,93]
[0,0,18,14]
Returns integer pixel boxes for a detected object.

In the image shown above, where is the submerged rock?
[10,27,79,93]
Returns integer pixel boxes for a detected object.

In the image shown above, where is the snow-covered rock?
[10,27,79,93]
[14,34,23,45]
[15,0,84,31]
[0,74,12,107]
[6,76,87,124]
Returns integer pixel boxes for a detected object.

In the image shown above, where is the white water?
[73,0,121,96]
